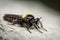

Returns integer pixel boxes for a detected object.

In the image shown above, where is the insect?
[3,13,47,33]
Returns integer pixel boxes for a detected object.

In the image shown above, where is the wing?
[3,14,22,22]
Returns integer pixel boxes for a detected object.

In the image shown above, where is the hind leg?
[8,19,17,25]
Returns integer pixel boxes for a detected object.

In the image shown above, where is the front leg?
[39,21,47,31]
[33,23,43,33]
[36,24,40,28]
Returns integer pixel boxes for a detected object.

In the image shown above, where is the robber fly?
[3,13,47,33]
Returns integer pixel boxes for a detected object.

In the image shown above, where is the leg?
[12,19,17,25]
[8,19,17,25]
[26,27,31,33]
[36,24,40,28]
[24,23,31,33]
[34,23,42,33]
[39,21,47,31]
